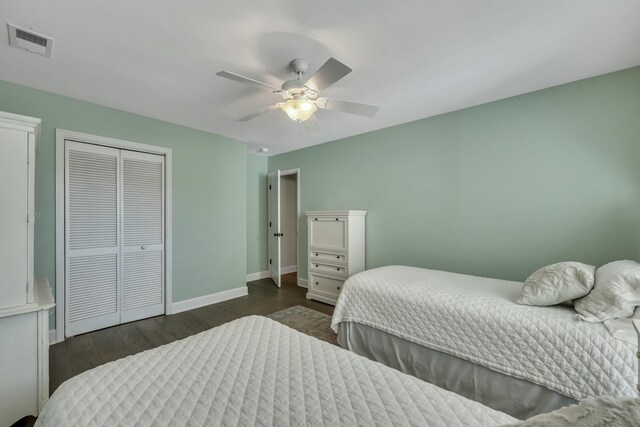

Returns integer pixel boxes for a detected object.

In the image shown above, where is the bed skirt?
[337,321,578,420]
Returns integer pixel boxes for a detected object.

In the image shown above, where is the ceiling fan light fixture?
[281,97,317,123]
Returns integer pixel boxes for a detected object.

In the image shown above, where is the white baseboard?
[280,265,298,275]
[297,277,308,288]
[246,270,270,282]
[171,286,248,314]
[50,287,248,344]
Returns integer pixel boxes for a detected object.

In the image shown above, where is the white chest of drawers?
[306,210,366,305]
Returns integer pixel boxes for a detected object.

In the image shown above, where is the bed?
[36,315,516,426]
[331,265,638,419]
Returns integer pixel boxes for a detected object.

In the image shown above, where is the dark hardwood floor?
[49,273,333,395]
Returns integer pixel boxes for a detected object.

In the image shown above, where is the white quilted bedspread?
[36,316,515,427]
[331,266,637,401]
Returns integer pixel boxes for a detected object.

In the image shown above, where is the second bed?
[331,265,638,419]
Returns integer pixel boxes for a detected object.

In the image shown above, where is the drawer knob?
[337,267,340,271]
[335,218,339,221]
[314,218,317,221]
[316,253,319,256]
[316,282,319,285]
[337,286,341,290]
[316,264,319,267]
[336,255,340,259]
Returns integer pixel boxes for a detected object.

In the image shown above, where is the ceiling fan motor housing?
[281,58,311,92]
[290,58,310,75]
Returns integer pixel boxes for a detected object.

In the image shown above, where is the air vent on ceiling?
[7,24,53,57]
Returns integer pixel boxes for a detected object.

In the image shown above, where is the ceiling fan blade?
[317,97,379,117]
[238,104,281,122]
[216,71,281,92]
[304,58,352,92]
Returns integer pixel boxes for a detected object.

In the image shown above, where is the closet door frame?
[55,129,173,343]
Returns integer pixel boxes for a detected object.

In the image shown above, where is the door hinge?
[270,259,272,265]
[269,184,272,190]
[26,214,29,223]
[269,221,272,227]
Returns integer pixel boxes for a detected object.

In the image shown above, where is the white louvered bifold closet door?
[65,142,165,337]
[65,142,121,336]
[120,150,165,323]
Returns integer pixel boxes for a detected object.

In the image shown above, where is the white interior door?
[120,150,165,323]
[268,170,281,287]
[65,142,120,336]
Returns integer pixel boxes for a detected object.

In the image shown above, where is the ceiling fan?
[216,58,380,123]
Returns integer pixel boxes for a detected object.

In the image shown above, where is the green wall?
[0,80,247,328]
[269,66,640,282]
[246,154,268,274]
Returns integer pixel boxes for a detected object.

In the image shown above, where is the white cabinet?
[0,111,55,426]
[306,210,366,305]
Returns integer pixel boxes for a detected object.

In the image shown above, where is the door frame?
[267,168,300,285]
[55,129,173,343]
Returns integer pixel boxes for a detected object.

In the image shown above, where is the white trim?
[0,111,41,132]
[297,278,308,288]
[48,329,57,345]
[280,265,298,274]
[246,271,270,282]
[171,286,248,314]
[55,128,173,341]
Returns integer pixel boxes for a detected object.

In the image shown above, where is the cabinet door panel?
[308,217,347,251]
[0,127,29,310]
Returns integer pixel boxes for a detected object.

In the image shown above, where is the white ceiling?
[1,1,639,156]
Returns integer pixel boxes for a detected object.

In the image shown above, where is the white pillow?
[574,260,640,322]
[507,396,640,426]
[516,262,595,307]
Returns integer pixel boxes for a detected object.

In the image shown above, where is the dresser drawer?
[309,250,347,265]
[309,274,344,297]
[309,261,347,278]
